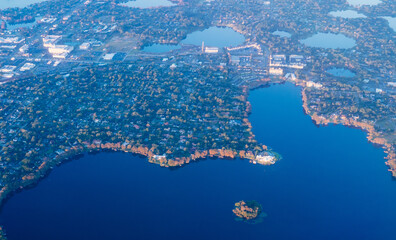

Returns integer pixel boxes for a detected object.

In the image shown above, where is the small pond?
[181,27,245,48]
[300,33,356,49]
[329,10,366,19]
[347,0,382,6]
[121,0,175,9]
[327,68,356,78]
[272,30,292,38]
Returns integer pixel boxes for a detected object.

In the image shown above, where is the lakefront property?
[0,0,395,239]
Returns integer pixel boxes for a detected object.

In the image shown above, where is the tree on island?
[232,200,263,221]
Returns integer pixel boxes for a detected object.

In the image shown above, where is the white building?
[204,47,219,53]
[2,73,14,79]
[62,15,71,21]
[48,45,74,59]
[153,154,167,161]
[306,81,323,89]
[269,67,283,75]
[0,65,16,73]
[231,56,240,65]
[48,45,74,54]
[284,73,297,80]
[169,63,177,69]
[20,63,36,72]
[289,55,305,69]
[270,54,287,66]
[52,52,68,59]
[103,53,115,60]
[79,42,90,50]
[19,44,29,53]
[42,35,61,48]
[270,54,305,69]
[0,37,23,44]
[255,154,276,165]
[39,18,57,24]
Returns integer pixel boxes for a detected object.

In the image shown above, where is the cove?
[300,32,356,49]
[1,83,396,240]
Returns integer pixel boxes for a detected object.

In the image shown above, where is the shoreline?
[4,80,392,212]
[0,141,277,211]
[0,227,5,240]
[301,87,396,178]
[0,80,394,239]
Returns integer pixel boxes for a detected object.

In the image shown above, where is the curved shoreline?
[0,81,394,240]
[301,87,396,178]
[1,80,394,216]
[0,142,276,211]
[0,227,5,240]
[0,81,394,239]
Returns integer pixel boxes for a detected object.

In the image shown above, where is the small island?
[233,200,263,221]
[0,226,6,240]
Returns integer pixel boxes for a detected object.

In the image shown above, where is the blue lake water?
[272,30,292,38]
[181,27,245,48]
[142,44,181,53]
[0,0,48,9]
[300,32,356,49]
[329,10,366,19]
[142,27,244,52]
[121,0,175,9]
[6,21,36,30]
[347,0,382,6]
[1,83,395,240]
[382,17,396,32]
[327,68,356,77]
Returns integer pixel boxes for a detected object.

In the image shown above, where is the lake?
[6,21,36,31]
[327,68,356,78]
[1,83,395,240]
[347,0,382,6]
[4,17,42,31]
[300,32,356,49]
[382,17,396,32]
[329,10,366,19]
[0,0,48,9]
[181,27,245,48]
[142,26,245,52]
[121,0,175,9]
